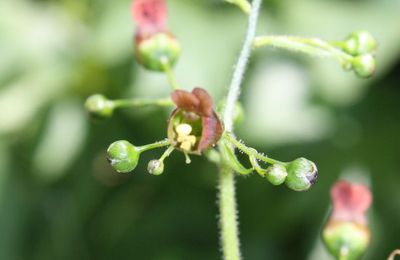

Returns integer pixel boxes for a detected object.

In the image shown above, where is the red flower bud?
[168,88,223,154]
[131,0,167,38]
[323,180,372,260]
[131,0,180,71]
[331,180,372,225]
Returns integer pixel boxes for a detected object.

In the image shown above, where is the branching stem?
[139,139,170,152]
[223,132,287,166]
[218,0,262,260]
[253,35,354,66]
[112,98,173,108]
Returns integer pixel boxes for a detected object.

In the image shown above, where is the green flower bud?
[85,94,114,119]
[217,100,245,126]
[136,33,181,72]
[265,164,287,185]
[323,222,370,260]
[343,30,377,56]
[285,157,318,191]
[147,159,164,175]
[352,54,376,78]
[107,140,141,173]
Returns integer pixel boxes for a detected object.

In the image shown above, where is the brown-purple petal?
[171,89,200,112]
[197,112,223,152]
[192,87,213,116]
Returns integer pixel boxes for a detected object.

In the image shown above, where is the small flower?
[131,0,180,71]
[168,87,223,154]
[323,181,372,260]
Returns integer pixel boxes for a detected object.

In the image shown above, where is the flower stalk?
[160,56,180,90]
[218,0,262,259]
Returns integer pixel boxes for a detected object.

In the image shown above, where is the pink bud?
[331,180,372,225]
[131,0,167,38]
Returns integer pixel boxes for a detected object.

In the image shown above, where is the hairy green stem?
[112,98,173,108]
[218,0,262,259]
[161,57,180,90]
[159,146,175,161]
[139,139,170,152]
[218,164,242,260]
[253,35,353,65]
[223,132,287,166]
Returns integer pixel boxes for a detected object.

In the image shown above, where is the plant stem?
[218,164,242,260]
[139,139,170,152]
[218,0,262,259]
[112,98,173,108]
[161,57,180,90]
[223,132,287,166]
[253,35,354,65]
[159,146,175,161]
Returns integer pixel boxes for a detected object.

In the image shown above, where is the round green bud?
[265,164,287,185]
[343,30,377,56]
[107,140,141,173]
[147,159,164,175]
[352,54,376,78]
[136,33,181,72]
[285,157,318,191]
[217,100,245,126]
[85,94,114,119]
[323,222,370,260]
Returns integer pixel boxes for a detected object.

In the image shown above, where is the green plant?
[85,0,377,259]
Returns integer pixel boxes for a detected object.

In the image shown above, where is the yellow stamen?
[175,123,196,151]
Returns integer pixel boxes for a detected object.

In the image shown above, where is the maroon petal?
[197,112,223,152]
[171,89,200,112]
[192,87,213,116]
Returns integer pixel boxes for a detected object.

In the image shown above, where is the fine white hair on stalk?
[222,0,262,132]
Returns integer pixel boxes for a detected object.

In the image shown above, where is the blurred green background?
[1,0,399,259]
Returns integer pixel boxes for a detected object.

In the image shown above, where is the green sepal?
[323,221,370,260]
[136,33,181,72]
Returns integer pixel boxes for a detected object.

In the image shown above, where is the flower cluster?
[105,87,223,175]
[338,30,377,78]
